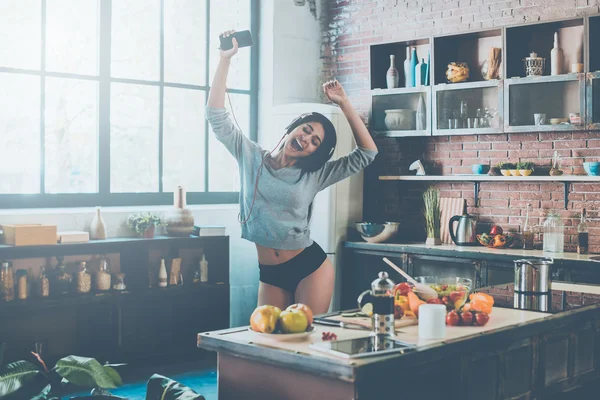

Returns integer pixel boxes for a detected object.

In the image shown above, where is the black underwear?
[259,241,327,293]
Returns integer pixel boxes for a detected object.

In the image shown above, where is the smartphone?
[219,30,253,50]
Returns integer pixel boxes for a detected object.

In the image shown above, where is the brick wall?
[322,0,600,252]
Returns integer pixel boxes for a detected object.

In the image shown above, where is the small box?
[0,224,58,246]
[57,231,90,244]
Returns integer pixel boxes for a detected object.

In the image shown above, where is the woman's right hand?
[220,30,239,60]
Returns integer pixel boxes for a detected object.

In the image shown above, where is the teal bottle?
[415,58,427,86]
[424,52,431,86]
[409,48,418,87]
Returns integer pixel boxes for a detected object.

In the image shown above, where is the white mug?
[418,304,447,340]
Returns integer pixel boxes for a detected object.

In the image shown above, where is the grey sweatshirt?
[206,107,378,250]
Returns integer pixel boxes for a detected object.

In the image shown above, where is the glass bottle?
[192,261,201,284]
[577,208,589,254]
[96,256,111,291]
[112,273,126,291]
[522,203,534,250]
[17,269,28,300]
[38,266,50,297]
[543,211,564,253]
[1,261,15,302]
[54,257,72,295]
[76,261,91,294]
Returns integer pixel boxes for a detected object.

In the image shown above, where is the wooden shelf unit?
[368,15,599,137]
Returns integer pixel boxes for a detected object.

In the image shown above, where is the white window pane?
[209,93,250,192]
[162,87,205,192]
[46,0,99,75]
[110,83,159,192]
[0,0,41,70]
[209,0,251,90]
[0,73,40,194]
[164,0,206,85]
[111,0,160,81]
[45,77,98,193]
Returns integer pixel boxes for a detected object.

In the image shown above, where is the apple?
[490,225,503,235]
[394,282,412,296]
[250,305,281,333]
[286,303,314,326]
[279,309,308,333]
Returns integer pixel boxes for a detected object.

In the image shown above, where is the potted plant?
[497,162,514,177]
[423,188,442,245]
[126,212,162,238]
[517,161,535,176]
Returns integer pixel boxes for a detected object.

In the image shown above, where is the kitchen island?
[198,282,600,400]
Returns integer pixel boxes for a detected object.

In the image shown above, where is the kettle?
[357,271,395,337]
[449,213,478,246]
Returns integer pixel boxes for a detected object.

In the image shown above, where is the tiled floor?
[71,364,217,399]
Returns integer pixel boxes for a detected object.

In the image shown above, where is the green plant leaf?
[0,360,41,397]
[54,356,118,389]
[30,384,59,400]
[103,366,123,387]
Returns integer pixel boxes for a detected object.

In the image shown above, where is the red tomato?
[446,310,460,326]
[475,312,490,326]
[490,225,503,235]
[394,282,412,296]
[460,311,473,325]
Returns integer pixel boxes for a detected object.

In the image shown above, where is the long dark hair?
[282,112,337,178]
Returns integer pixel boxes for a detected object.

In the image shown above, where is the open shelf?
[589,15,600,73]
[370,38,430,90]
[433,29,503,85]
[505,17,584,79]
[504,74,585,132]
[590,72,600,128]
[379,175,600,209]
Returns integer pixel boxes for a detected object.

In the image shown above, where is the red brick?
[493,142,522,150]
[540,132,573,141]
[463,143,492,150]
[586,140,600,149]
[527,142,553,149]
[509,133,539,142]
[554,140,587,149]
[573,132,600,139]
[436,143,463,151]
[509,150,538,158]
[479,199,510,207]
[521,192,552,200]
[478,134,509,142]
[479,150,509,158]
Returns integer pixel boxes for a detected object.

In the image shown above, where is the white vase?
[403,47,412,88]
[550,32,563,76]
[416,94,426,131]
[386,54,399,89]
[158,259,168,288]
[90,207,107,240]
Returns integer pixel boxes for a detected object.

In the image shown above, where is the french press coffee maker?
[357,271,395,337]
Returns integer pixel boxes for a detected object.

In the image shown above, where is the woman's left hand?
[323,80,348,106]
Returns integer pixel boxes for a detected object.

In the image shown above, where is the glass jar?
[38,266,50,297]
[17,269,28,300]
[54,257,72,295]
[1,261,15,302]
[96,256,111,291]
[112,273,126,291]
[543,211,564,253]
[75,262,91,294]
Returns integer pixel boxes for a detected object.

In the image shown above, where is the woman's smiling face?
[282,122,325,158]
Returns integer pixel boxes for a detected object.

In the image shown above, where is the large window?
[0,0,257,208]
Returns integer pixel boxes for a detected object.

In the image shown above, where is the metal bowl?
[355,222,400,243]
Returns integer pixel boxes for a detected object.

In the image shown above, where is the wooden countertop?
[198,302,597,381]
[345,241,600,267]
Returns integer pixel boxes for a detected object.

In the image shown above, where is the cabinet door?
[587,72,600,130]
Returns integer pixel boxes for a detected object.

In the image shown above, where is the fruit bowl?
[477,233,514,249]
[248,325,315,341]
[413,276,472,309]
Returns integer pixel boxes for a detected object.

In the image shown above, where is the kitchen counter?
[198,282,600,399]
[345,241,600,267]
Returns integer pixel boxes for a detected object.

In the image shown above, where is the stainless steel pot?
[514,258,553,293]
[449,213,478,246]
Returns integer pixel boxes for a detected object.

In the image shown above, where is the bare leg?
[258,281,293,311]
[294,258,334,315]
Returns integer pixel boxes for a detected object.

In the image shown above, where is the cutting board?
[440,197,466,245]
[327,314,418,331]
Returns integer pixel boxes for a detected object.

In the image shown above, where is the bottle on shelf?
[96,256,111,292]
[543,211,564,253]
[522,203,534,250]
[386,54,399,89]
[0,261,15,302]
[17,269,28,300]
[76,261,91,294]
[200,254,209,283]
[577,208,589,255]
[158,259,168,288]
[37,265,50,297]
[53,257,72,296]
[403,47,413,88]
[550,31,563,76]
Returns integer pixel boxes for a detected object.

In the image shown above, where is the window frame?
[0,0,258,209]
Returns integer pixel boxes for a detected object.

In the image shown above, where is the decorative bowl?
[355,222,400,243]
[471,164,490,175]
[384,109,415,130]
[519,169,533,176]
[583,162,600,176]
[477,233,515,249]
[509,169,520,176]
